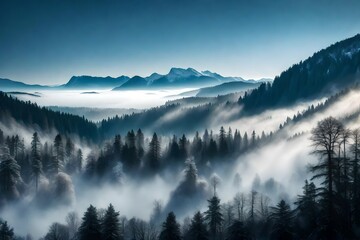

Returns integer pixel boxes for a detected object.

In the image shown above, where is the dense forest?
[0,92,99,142]
[239,34,360,113]
[1,116,360,239]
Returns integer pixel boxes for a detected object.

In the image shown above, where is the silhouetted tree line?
[0,92,99,142]
[239,34,360,113]
[279,86,360,130]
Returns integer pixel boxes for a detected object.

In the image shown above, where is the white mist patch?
[1,175,177,239]
[12,89,197,109]
[224,98,326,135]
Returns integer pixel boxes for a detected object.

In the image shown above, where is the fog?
[1,89,360,239]
[11,89,196,109]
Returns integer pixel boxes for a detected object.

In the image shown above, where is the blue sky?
[1,0,360,84]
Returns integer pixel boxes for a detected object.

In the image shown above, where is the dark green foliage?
[159,212,181,240]
[78,205,102,240]
[102,204,121,240]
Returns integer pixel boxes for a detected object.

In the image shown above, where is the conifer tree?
[136,129,145,160]
[187,211,208,240]
[31,132,42,192]
[78,205,102,240]
[226,220,249,240]
[159,212,181,240]
[0,146,21,199]
[53,134,64,174]
[102,204,121,240]
[219,127,228,155]
[205,195,223,239]
[270,200,294,240]
[0,221,14,240]
[148,133,161,172]
[294,180,318,238]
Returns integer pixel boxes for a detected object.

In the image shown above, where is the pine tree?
[294,180,318,238]
[136,129,145,160]
[187,211,208,240]
[179,134,188,160]
[65,138,75,162]
[205,195,223,239]
[0,221,14,240]
[219,127,228,155]
[242,132,249,151]
[159,212,181,240]
[31,132,42,192]
[122,130,139,172]
[270,200,294,240]
[207,138,217,159]
[0,146,21,199]
[76,149,83,173]
[147,133,161,173]
[113,134,122,159]
[226,220,250,240]
[78,205,102,240]
[53,134,64,174]
[102,204,121,240]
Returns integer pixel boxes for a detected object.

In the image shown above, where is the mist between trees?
[0,109,360,239]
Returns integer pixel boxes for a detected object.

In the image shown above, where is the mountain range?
[0,34,359,138]
[0,68,268,91]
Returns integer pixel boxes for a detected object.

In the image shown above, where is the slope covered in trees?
[0,92,99,142]
[239,34,360,113]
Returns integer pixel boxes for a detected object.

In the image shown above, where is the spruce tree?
[102,204,121,240]
[294,180,318,238]
[0,221,14,240]
[0,146,21,199]
[31,132,42,192]
[205,195,223,239]
[226,220,249,240]
[78,205,102,240]
[218,127,228,155]
[136,129,145,159]
[148,133,161,172]
[53,134,64,174]
[187,211,208,240]
[159,212,181,240]
[270,200,294,240]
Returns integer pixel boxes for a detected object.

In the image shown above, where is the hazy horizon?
[1,0,360,85]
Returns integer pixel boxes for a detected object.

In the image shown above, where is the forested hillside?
[239,34,360,113]
[0,92,99,142]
